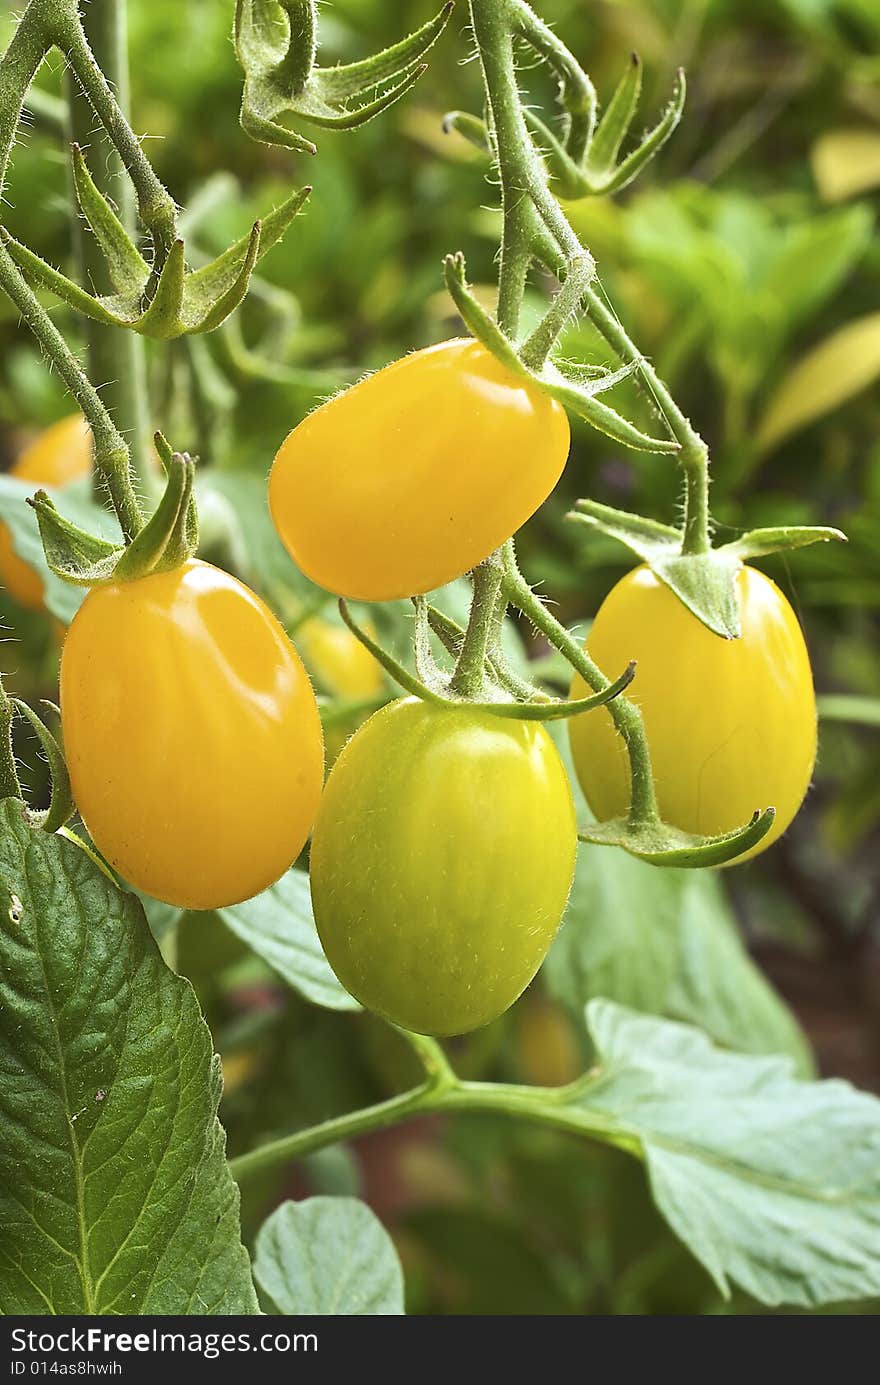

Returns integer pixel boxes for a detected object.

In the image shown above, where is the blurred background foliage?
[1,0,879,1314]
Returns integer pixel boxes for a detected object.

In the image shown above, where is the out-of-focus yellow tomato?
[60,559,324,910]
[0,415,91,609]
[568,565,817,862]
[268,338,570,600]
[297,616,384,700]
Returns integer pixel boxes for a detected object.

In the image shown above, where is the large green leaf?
[0,801,258,1314]
[545,843,811,1074]
[218,868,360,1012]
[579,1001,880,1307]
[253,1197,404,1314]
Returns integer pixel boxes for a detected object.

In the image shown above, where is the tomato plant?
[310,697,577,1035]
[60,559,324,909]
[269,338,571,600]
[0,0,877,1328]
[569,565,817,860]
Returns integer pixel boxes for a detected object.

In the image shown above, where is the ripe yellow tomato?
[60,560,324,909]
[0,415,91,609]
[268,339,570,600]
[568,565,816,861]
[296,616,384,700]
[310,698,577,1035]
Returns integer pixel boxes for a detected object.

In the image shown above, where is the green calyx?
[569,499,847,640]
[1,151,310,340]
[29,435,198,589]
[579,809,777,868]
[444,252,680,454]
[235,0,454,154]
[447,54,686,199]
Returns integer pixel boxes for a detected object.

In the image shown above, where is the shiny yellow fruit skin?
[568,565,817,862]
[268,338,571,601]
[1,415,91,609]
[310,698,577,1036]
[60,559,324,910]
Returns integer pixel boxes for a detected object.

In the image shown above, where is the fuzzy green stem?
[229,1068,639,1185]
[502,541,659,825]
[580,284,711,554]
[450,558,504,698]
[53,0,178,263]
[0,2,49,196]
[0,680,22,802]
[469,0,581,335]
[0,241,143,540]
[65,0,154,500]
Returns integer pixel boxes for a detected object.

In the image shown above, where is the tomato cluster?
[4,345,817,1036]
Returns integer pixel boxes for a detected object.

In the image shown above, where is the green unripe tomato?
[309,698,578,1036]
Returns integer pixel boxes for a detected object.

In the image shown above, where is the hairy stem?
[502,541,659,825]
[0,241,143,540]
[0,680,21,802]
[450,557,504,698]
[65,0,154,500]
[54,0,178,263]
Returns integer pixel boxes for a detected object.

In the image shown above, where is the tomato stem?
[0,241,144,542]
[229,1058,640,1186]
[55,0,179,269]
[0,680,22,803]
[501,540,660,827]
[449,557,504,698]
[64,0,156,504]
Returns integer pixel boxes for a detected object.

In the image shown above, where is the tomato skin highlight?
[310,697,577,1035]
[568,564,817,861]
[60,559,324,910]
[0,415,91,609]
[268,338,570,601]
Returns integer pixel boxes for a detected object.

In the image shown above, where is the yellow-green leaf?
[812,128,880,203]
[756,312,880,454]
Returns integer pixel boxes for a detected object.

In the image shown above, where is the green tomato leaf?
[0,801,258,1315]
[217,868,360,1012]
[756,312,880,454]
[578,1001,880,1306]
[253,1197,404,1315]
[546,846,811,1074]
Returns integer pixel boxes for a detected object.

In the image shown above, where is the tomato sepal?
[528,61,686,199]
[1,158,310,339]
[579,805,777,869]
[570,498,847,640]
[717,525,848,561]
[235,1,453,152]
[7,699,74,833]
[28,491,123,587]
[443,252,679,454]
[28,441,198,589]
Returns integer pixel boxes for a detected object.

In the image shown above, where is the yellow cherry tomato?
[310,698,577,1035]
[268,338,570,601]
[1,415,91,609]
[60,559,324,910]
[568,564,817,861]
[296,616,384,700]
